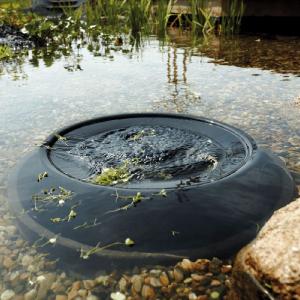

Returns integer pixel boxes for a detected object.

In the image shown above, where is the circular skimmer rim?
[41,113,256,190]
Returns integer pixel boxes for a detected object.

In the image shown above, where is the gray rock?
[230,198,300,299]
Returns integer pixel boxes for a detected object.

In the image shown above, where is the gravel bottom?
[0,192,233,300]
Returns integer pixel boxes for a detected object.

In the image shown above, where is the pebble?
[181,258,193,271]
[149,276,162,287]
[51,281,65,293]
[191,273,204,281]
[86,295,99,300]
[110,292,126,300]
[83,280,95,290]
[0,290,15,300]
[184,277,193,284]
[210,279,221,286]
[174,268,184,282]
[210,291,220,299]
[118,277,128,292]
[159,272,170,286]
[141,285,155,299]
[77,289,87,297]
[221,265,232,274]
[131,275,143,293]
[67,289,78,300]
[36,273,56,300]
[21,255,33,267]
[95,275,109,286]
[2,257,14,269]
[188,292,197,300]
[71,281,81,291]
[24,289,37,300]
[56,296,68,300]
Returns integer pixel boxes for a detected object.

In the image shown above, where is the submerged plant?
[33,234,60,248]
[105,191,148,214]
[50,205,78,223]
[73,218,102,230]
[128,128,156,141]
[0,45,13,60]
[91,162,132,185]
[80,237,135,259]
[153,189,167,197]
[32,186,73,210]
[37,171,48,182]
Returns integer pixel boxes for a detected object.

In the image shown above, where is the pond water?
[0,26,300,299]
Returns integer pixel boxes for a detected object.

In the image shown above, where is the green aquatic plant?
[221,0,245,34]
[105,191,147,214]
[73,218,102,230]
[128,128,156,141]
[80,237,135,259]
[50,205,78,223]
[127,0,151,36]
[92,162,132,185]
[0,45,13,60]
[37,171,48,182]
[158,172,172,180]
[32,186,73,210]
[32,234,60,248]
[154,189,167,197]
[54,133,67,141]
[154,0,173,37]
[0,0,31,10]
[186,0,216,35]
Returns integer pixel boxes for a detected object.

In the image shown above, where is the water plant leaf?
[32,186,73,207]
[132,192,143,204]
[50,217,64,223]
[0,45,13,60]
[128,128,156,141]
[67,209,77,222]
[37,171,48,182]
[92,162,132,186]
[124,238,135,246]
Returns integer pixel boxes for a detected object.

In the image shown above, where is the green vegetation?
[0,0,245,77]
[32,186,73,210]
[128,128,156,141]
[0,45,13,60]
[50,205,78,223]
[92,162,132,185]
[0,0,31,10]
[37,171,48,182]
[80,237,135,259]
[221,0,245,34]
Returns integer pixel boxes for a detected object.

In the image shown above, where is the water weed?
[0,45,13,59]
[91,162,132,185]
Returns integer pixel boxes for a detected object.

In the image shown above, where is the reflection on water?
[0,27,300,299]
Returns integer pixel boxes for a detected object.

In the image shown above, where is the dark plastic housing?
[8,113,296,271]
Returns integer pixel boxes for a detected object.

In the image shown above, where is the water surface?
[0,29,300,297]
